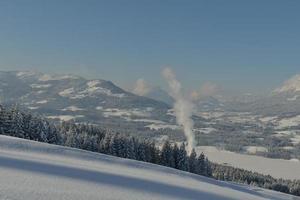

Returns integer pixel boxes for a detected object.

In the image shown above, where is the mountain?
[274,74,300,95]
[144,86,174,106]
[219,74,300,115]
[0,71,170,108]
[0,135,296,200]
[0,71,168,109]
[0,71,174,136]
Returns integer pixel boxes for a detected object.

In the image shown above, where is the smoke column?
[162,68,195,154]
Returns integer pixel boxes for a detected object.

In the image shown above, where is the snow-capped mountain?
[274,74,300,95]
[0,71,172,130]
[0,71,168,108]
[270,74,300,107]
[220,74,300,115]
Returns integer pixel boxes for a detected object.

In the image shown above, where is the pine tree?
[197,152,206,175]
[125,137,136,159]
[110,134,119,156]
[136,142,146,161]
[160,140,174,167]
[177,143,188,171]
[188,148,197,173]
[173,143,180,169]
[205,158,212,177]
[100,133,111,153]
[148,141,159,164]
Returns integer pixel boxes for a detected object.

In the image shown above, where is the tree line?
[0,105,299,196]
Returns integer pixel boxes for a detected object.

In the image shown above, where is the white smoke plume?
[133,78,152,96]
[191,82,220,100]
[162,68,195,154]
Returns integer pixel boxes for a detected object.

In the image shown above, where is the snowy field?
[0,136,298,200]
[196,146,300,180]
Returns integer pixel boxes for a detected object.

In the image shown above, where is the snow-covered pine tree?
[136,142,146,162]
[125,137,136,159]
[197,152,206,175]
[160,140,175,168]
[177,142,188,171]
[172,143,180,169]
[188,148,197,173]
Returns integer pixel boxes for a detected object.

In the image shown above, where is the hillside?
[0,135,298,200]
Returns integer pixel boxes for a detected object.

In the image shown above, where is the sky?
[0,0,299,94]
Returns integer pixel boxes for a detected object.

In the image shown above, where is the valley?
[1,71,300,162]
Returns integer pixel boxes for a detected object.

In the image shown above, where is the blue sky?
[0,0,299,93]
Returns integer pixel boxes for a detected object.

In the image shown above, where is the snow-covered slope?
[274,74,300,94]
[0,136,298,200]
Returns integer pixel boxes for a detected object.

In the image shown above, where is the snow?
[38,74,79,82]
[62,106,84,112]
[70,94,87,99]
[243,146,268,154]
[83,81,125,98]
[125,118,180,130]
[59,88,75,97]
[16,71,37,78]
[87,80,102,88]
[276,130,298,136]
[30,84,52,89]
[146,124,179,130]
[282,146,295,150]
[36,100,48,104]
[259,116,278,123]
[0,135,297,200]
[167,109,176,116]
[28,106,39,110]
[102,108,150,118]
[131,119,167,124]
[291,135,300,145]
[47,115,84,121]
[277,115,300,129]
[196,146,300,180]
[226,115,256,123]
[17,71,36,77]
[287,95,299,101]
[58,82,126,99]
[96,106,103,110]
[274,74,300,93]
[194,127,216,134]
[36,90,45,94]
[198,112,225,119]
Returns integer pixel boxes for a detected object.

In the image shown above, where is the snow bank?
[0,135,296,200]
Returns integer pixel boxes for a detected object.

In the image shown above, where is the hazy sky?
[0,0,299,94]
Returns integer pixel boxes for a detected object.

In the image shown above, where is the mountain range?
[1,70,300,154]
